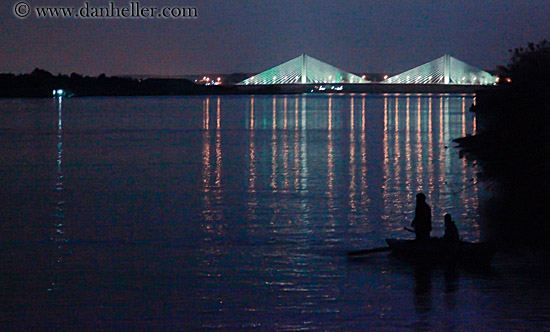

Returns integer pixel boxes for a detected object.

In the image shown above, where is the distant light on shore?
[53,89,65,97]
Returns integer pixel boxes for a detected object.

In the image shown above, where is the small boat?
[385,238,496,266]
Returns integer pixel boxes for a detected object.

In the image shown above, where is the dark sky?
[1,0,549,76]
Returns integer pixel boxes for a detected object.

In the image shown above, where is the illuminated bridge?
[382,54,496,85]
[239,54,368,85]
[235,54,497,93]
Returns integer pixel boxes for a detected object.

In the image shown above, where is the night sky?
[1,0,549,76]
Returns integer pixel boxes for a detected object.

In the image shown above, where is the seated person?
[443,214,460,243]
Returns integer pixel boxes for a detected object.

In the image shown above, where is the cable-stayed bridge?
[239,54,367,85]
[382,54,496,85]
[235,54,497,93]
[239,54,495,86]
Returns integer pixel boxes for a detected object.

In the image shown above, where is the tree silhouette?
[456,40,550,249]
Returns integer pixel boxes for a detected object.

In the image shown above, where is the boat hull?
[385,238,496,266]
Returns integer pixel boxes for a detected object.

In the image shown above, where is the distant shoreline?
[0,69,495,98]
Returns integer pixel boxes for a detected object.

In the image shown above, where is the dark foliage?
[455,40,550,249]
[505,39,550,87]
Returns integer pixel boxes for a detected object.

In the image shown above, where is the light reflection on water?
[0,96,549,331]
[201,94,480,248]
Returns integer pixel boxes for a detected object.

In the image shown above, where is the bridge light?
[383,75,388,80]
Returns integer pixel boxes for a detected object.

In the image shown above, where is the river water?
[0,95,549,331]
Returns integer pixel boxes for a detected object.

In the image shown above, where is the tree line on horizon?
[0,68,233,97]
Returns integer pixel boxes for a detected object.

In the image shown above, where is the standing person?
[411,193,432,240]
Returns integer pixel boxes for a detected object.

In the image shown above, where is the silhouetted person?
[411,193,432,240]
[443,214,460,243]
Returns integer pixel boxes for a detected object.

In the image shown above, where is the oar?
[347,246,391,256]
[347,227,416,256]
